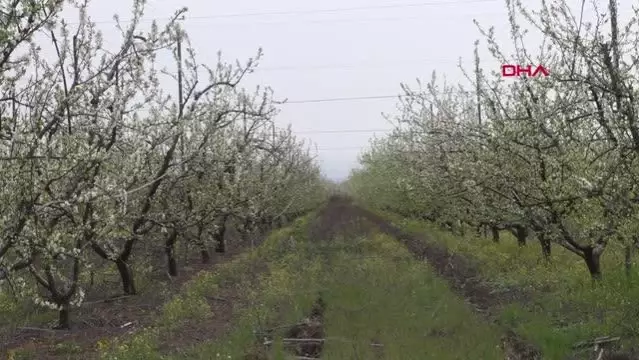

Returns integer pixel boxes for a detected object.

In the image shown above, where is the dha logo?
[501,64,549,77]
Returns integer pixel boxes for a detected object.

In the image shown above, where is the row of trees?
[347,0,639,280]
[0,0,328,328]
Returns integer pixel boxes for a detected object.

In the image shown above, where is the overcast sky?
[58,0,633,181]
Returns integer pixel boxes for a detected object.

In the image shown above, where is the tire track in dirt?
[247,197,377,360]
[317,196,541,359]
[346,203,639,360]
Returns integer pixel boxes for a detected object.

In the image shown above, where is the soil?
[1,229,269,360]
[307,196,377,241]
[281,296,326,358]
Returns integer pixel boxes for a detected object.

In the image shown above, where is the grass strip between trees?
[82,209,504,359]
[374,208,639,359]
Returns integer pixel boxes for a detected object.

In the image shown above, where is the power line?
[256,59,501,72]
[295,128,392,134]
[82,0,498,24]
[191,0,496,19]
[281,89,495,103]
[186,13,501,27]
[315,147,370,150]
[283,94,404,104]
[314,147,437,152]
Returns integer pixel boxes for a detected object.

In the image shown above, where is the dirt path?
[319,197,523,315]
[317,196,542,359]
[355,205,526,316]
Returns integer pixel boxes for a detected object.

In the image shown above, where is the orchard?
[0,0,328,330]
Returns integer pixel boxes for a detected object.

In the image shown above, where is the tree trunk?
[491,226,500,243]
[194,224,209,264]
[538,234,551,261]
[91,241,137,296]
[514,225,527,246]
[182,238,189,264]
[165,229,179,277]
[243,218,253,244]
[214,239,225,253]
[582,246,602,281]
[55,306,71,329]
[214,215,229,253]
[214,228,226,253]
[200,247,210,264]
[115,258,136,295]
[476,224,483,237]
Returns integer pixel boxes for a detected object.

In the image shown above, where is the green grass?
[97,210,504,359]
[94,214,322,360]
[3,206,513,359]
[319,233,503,359]
[373,208,639,359]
